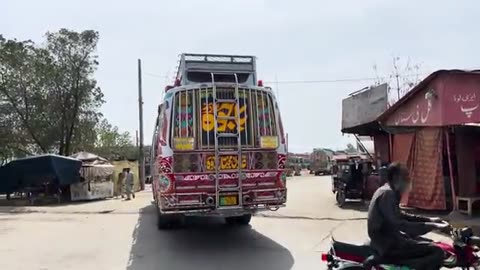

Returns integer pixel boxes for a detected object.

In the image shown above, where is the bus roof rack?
[176,53,257,85]
[183,53,255,64]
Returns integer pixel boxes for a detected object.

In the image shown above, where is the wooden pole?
[136,130,139,147]
[445,128,457,210]
[388,133,393,163]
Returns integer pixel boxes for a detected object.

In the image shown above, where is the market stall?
[69,152,115,201]
[0,154,82,204]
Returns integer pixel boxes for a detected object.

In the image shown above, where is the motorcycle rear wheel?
[336,190,346,207]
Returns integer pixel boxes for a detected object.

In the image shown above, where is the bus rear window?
[171,88,278,150]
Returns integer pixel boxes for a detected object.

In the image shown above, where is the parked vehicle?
[322,225,480,269]
[294,165,301,176]
[286,168,293,177]
[309,148,332,175]
[331,154,372,207]
[150,54,287,229]
[287,155,306,176]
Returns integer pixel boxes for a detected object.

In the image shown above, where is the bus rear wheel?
[156,206,183,230]
[225,214,252,226]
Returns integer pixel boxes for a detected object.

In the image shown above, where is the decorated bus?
[150,54,287,229]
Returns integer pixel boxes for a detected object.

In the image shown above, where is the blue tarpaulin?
[0,154,82,193]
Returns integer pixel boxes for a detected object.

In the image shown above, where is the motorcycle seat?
[332,239,375,261]
[332,239,410,268]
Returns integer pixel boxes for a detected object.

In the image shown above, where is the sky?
[3,0,480,153]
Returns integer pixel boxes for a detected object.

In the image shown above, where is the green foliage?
[96,119,132,148]
[93,119,137,160]
[0,29,105,159]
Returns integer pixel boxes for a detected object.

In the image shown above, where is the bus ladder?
[210,72,243,209]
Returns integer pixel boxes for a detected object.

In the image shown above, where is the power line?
[264,77,378,84]
[143,66,480,85]
[264,72,427,85]
[144,72,169,79]
[143,72,413,84]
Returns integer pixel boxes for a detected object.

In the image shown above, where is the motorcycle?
[322,224,480,269]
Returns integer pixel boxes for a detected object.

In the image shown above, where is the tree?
[0,29,104,157]
[45,29,104,155]
[96,119,132,148]
[92,119,137,160]
[373,56,422,105]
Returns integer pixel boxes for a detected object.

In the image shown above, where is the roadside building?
[377,70,480,213]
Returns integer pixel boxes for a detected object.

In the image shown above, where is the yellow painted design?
[260,136,278,149]
[173,137,195,150]
[201,102,247,132]
[206,155,247,171]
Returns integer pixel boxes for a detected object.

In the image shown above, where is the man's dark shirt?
[367,183,432,255]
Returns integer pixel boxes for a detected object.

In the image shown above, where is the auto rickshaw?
[331,154,373,207]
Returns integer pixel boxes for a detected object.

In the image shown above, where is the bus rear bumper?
[157,188,286,217]
[160,203,286,217]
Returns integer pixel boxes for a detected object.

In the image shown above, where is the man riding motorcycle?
[367,162,449,269]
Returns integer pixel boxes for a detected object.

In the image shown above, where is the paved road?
[0,174,442,270]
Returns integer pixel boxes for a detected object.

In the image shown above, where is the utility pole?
[135,130,139,147]
[138,59,145,190]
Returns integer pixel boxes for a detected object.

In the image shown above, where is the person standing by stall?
[116,169,126,198]
[125,168,135,200]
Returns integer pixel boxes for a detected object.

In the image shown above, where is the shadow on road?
[127,205,295,270]
[340,200,369,212]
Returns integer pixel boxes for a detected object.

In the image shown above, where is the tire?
[156,205,170,230]
[336,190,346,208]
[236,214,252,225]
[225,216,237,225]
[225,214,252,226]
[156,205,182,230]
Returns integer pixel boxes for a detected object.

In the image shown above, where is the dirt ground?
[0,174,449,270]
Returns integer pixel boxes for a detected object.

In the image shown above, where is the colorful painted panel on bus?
[174,94,194,137]
[200,90,251,145]
[256,93,273,136]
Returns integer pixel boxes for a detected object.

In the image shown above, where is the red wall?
[441,73,480,125]
[384,82,442,126]
[373,133,390,165]
[384,73,480,127]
